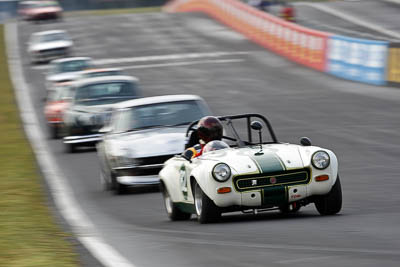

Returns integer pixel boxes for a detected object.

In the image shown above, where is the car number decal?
[179,164,188,200]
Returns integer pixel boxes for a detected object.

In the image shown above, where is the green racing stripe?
[249,149,286,173]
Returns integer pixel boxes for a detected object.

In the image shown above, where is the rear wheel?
[315,176,342,215]
[194,182,221,224]
[161,184,191,221]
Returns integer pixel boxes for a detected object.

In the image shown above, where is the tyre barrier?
[164,0,395,86]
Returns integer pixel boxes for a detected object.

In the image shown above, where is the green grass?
[0,25,79,267]
[65,6,162,17]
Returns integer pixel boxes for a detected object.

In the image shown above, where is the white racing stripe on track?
[94,51,251,65]
[296,2,400,40]
[122,58,244,70]
[32,51,250,70]
[5,22,136,267]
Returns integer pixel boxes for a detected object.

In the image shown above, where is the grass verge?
[65,6,162,17]
[0,25,79,267]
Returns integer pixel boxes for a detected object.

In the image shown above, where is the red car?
[44,82,74,138]
[19,0,63,22]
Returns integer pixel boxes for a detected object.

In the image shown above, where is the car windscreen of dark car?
[75,81,138,105]
[113,100,210,132]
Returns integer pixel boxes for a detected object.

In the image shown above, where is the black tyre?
[315,176,342,215]
[279,202,301,214]
[112,174,128,195]
[194,182,221,224]
[49,125,60,139]
[65,143,77,153]
[100,171,112,191]
[161,184,191,221]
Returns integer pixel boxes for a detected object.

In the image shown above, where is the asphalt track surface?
[16,6,400,267]
[294,0,400,41]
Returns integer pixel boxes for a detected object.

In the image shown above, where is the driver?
[184,116,223,159]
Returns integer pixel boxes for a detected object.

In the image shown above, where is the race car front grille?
[135,154,176,166]
[40,48,66,56]
[116,167,162,176]
[233,168,311,192]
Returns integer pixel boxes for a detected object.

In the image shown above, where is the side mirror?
[99,126,113,134]
[251,121,263,131]
[181,149,193,162]
[300,137,312,146]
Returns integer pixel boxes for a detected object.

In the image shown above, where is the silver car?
[97,94,212,194]
[28,30,73,63]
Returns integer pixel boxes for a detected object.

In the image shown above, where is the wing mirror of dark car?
[300,137,312,146]
[250,121,263,131]
[181,149,193,163]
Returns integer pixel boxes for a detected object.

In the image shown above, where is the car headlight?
[116,148,137,167]
[312,151,330,170]
[212,163,231,182]
[117,156,137,167]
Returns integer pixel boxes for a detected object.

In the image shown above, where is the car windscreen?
[57,60,90,73]
[48,85,74,101]
[75,81,138,105]
[38,1,59,8]
[113,100,210,132]
[83,70,122,78]
[39,32,67,43]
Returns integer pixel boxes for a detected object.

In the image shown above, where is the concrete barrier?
[164,0,395,86]
[165,0,329,72]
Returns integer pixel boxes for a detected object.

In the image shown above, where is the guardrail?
[164,0,394,86]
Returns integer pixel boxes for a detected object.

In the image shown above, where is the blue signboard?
[327,35,388,85]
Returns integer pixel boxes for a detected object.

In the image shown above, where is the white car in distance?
[27,30,73,63]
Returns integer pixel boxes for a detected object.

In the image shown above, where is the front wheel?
[112,174,128,195]
[194,182,221,224]
[314,176,342,215]
[161,184,191,221]
[65,143,77,153]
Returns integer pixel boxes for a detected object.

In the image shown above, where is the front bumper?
[63,134,103,144]
[117,175,160,186]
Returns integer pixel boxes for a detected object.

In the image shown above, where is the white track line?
[94,51,251,65]
[296,2,400,40]
[5,22,136,267]
[382,0,400,4]
[31,51,251,70]
[122,58,244,69]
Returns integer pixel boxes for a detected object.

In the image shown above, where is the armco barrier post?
[387,43,400,85]
[327,36,388,85]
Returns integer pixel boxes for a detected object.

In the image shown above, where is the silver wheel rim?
[194,184,202,216]
[164,190,173,215]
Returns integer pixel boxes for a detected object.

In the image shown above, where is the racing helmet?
[202,140,230,154]
[197,116,223,143]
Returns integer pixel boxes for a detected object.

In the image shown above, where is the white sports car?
[28,30,72,63]
[159,114,342,223]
